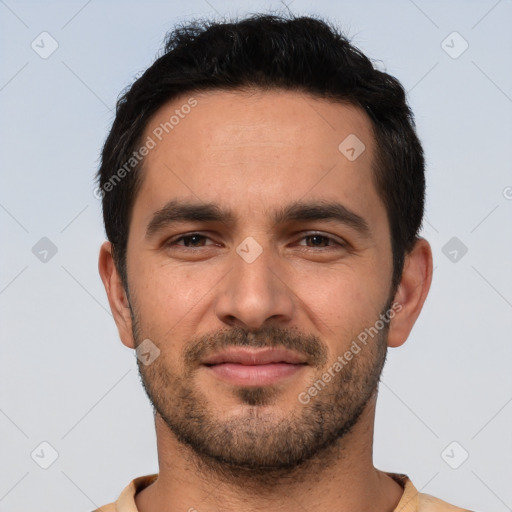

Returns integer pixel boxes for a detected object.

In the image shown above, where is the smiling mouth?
[203,361,308,386]
[201,347,309,386]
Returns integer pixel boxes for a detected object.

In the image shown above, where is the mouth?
[201,347,308,386]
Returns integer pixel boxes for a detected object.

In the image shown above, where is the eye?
[297,233,346,249]
[166,233,214,248]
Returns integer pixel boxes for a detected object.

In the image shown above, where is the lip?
[202,348,308,386]
[201,347,308,366]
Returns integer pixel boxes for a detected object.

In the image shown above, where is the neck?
[135,396,404,512]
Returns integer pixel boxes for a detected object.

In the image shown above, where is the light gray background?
[1,1,511,511]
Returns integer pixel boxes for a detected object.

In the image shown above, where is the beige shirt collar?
[106,472,422,512]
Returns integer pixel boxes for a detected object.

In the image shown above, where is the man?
[95,14,472,512]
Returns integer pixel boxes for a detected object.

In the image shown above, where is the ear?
[387,237,433,348]
[98,241,136,349]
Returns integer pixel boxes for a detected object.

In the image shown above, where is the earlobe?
[387,237,433,348]
[98,241,136,349]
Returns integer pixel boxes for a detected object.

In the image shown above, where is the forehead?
[133,88,384,230]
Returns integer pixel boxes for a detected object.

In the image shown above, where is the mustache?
[183,324,328,369]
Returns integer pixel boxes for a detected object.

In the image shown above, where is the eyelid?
[163,231,348,249]
[164,232,217,247]
[294,231,348,247]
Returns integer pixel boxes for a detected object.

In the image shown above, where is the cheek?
[296,260,379,313]
[130,258,219,338]
[291,264,385,353]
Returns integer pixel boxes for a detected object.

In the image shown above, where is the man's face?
[124,89,395,475]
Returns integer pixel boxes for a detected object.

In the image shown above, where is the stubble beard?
[131,306,389,486]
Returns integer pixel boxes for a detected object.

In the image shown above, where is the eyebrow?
[146,200,235,238]
[145,199,371,239]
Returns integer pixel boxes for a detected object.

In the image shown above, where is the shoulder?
[385,472,472,512]
[91,504,116,512]
[418,491,473,511]
[90,473,158,512]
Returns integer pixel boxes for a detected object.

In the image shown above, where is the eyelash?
[164,232,347,250]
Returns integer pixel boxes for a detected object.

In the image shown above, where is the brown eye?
[178,234,208,247]
[297,232,346,249]
[304,235,331,247]
[165,233,213,248]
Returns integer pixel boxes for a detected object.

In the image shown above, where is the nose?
[214,241,295,330]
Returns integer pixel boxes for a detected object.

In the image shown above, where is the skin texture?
[99,88,433,512]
